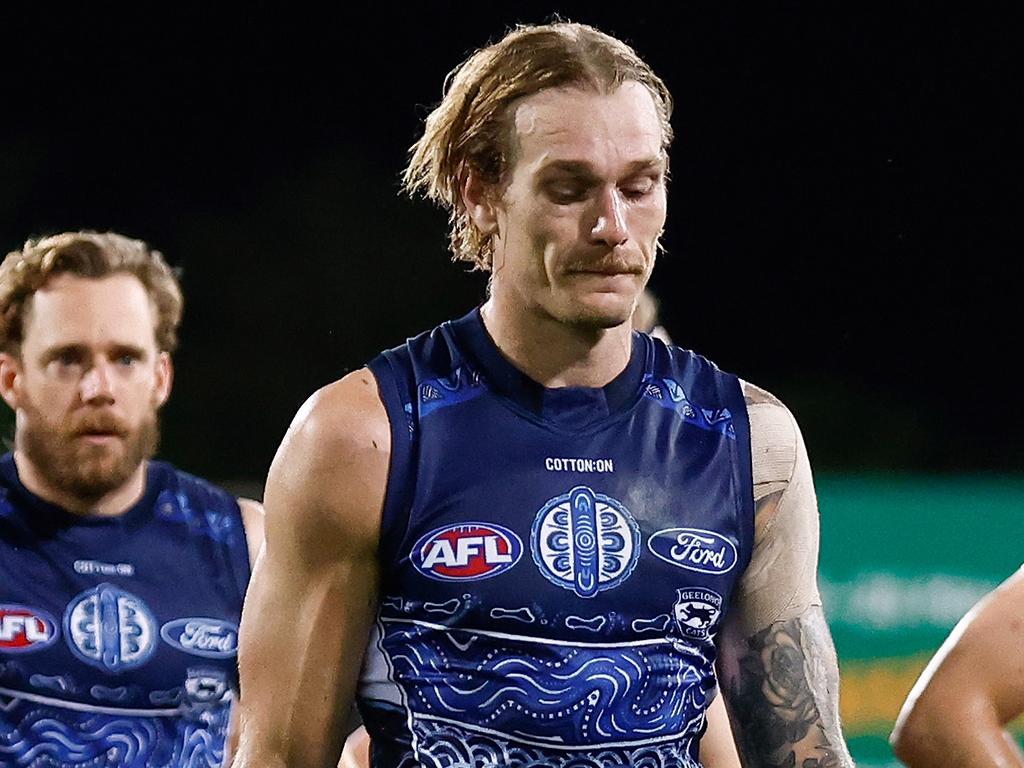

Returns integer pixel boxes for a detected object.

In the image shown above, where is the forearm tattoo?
[721,608,853,768]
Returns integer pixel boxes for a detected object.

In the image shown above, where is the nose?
[590,187,629,247]
[80,360,115,404]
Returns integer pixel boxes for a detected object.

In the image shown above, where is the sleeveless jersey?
[360,308,754,768]
[0,454,250,767]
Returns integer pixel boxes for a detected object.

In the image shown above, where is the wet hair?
[404,21,673,270]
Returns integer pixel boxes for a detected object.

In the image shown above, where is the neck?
[480,297,634,388]
[13,451,148,517]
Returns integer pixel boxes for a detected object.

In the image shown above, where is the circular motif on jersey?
[530,485,640,598]
[63,583,157,672]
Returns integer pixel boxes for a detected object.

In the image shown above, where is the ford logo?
[160,618,238,658]
[648,528,738,574]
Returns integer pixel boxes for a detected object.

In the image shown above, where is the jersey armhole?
[229,496,252,606]
[367,352,418,565]
[729,378,756,578]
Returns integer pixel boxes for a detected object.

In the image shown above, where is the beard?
[18,402,159,507]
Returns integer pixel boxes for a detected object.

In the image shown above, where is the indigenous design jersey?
[0,454,250,767]
[362,309,754,768]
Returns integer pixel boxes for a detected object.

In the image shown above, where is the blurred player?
[0,231,263,767]
[632,285,673,343]
[891,566,1024,767]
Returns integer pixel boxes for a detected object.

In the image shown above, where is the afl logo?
[648,528,738,574]
[0,604,59,653]
[63,584,157,672]
[531,486,640,598]
[161,618,239,659]
[412,522,523,581]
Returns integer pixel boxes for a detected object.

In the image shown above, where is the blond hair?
[0,231,183,354]
[404,21,673,270]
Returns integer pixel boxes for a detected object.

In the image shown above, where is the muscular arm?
[232,370,390,768]
[717,383,852,767]
[891,567,1024,768]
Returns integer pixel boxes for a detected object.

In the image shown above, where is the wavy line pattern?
[397,719,702,768]
[381,620,713,757]
[0,696,230,766]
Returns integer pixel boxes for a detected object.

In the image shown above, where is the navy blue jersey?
[0,454,250,767]
[360,308,754,768]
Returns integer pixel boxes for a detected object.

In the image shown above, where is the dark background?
[3,5,1021,484]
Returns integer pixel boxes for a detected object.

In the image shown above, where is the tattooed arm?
[716,383,853,768]
[718,608,848,767]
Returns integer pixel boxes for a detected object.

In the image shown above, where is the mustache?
[70,414,130,437]
[562,253,646,275]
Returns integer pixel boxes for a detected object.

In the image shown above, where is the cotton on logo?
[412,523,523,582]
[0,605,58,652]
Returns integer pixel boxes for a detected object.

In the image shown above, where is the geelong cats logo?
[648,528,738,574]
[412,522,523,581]
[673,588,723,640]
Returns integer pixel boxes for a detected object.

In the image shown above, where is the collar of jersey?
[447,306,649,431]
[0,451,165,531]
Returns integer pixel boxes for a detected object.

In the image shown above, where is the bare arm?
[701,690,742,768]
[232,370,389,768]
[717,383,852,767]
[891,567,1024,768]
[225,497,266,764]
[339,726,371,768]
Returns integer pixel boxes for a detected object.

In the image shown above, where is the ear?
[461,169,500,238]
[0,352,23,411]
[153,352,173,407]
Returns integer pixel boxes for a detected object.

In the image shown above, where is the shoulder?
[729,382,824,632]
[263,369,390,555]
[740,380,803,493]
[280,368,390,470]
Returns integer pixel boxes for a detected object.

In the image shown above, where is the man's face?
[0,273,172,503]
[488,81,668,329]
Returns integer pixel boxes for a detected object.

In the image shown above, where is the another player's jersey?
[0,455,250,767]
[361,308,755,768]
